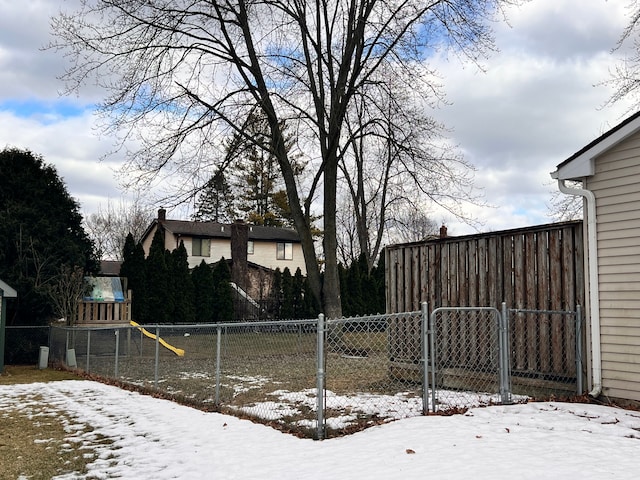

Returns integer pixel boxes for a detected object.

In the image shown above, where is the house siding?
[587,133,640,402]
[250,241,306,274]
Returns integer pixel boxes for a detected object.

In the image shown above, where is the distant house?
[551,110,640,404]
[140,209,306,275]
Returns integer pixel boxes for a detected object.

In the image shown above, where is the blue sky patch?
[0,98,93,123]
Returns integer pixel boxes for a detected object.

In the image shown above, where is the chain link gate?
[424,306,511,413]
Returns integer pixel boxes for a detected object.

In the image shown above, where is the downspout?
[557,179,602,397]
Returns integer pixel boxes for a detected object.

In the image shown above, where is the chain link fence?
[507,307,584,397]
[426,307,508,413]
[5,326,51,365]
[322,312,425,436]
[46,303,584,439]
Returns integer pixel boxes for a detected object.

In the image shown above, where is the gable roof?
[551,110,640,181]
[144,218,301,243]
[0,279,17,298]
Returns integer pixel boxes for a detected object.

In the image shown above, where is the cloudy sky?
[0,0,636,234]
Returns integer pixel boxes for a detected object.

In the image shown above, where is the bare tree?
[84,197,155,261]
[52,0,518,317]
[603,1,640,110]
[46,265,88,325]
[386,207,440,244]
[337,71,479,269]
[547,180,583,222]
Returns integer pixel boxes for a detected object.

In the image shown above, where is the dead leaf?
[406,449,415,454]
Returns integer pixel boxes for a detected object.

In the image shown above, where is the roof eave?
[0,279,18,298]
[550,156,594,181]
[552,111,640,181]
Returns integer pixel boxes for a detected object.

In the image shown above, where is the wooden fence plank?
[538,231,551,372]
[549,229,564,373]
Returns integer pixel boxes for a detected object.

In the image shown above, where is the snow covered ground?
[1,380,639,479]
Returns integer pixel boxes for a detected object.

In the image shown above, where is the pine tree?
[145,228,170,323]
[192,260,215,322]
[119,233,147,323]
[271,268,282,318]
[192,168,236,222]
[280,267,294,319]
[229,110,301,227]
[292,268,305,319]
[212,258,234,321]
[170,241,195,323]
[0,148,98,327]
[302,276,319,318]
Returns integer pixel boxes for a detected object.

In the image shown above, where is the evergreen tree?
[339,253,385,316]
[0,148,97,327]
[338,263,352,316]
[280,267,294,319]
[119,233,148,323]
[211,258,234,321]
[292,268,305,319]
[192,168,237,222]
[192,260,215,322]
[302,276,319,318]
[145,228,170,323]
[170,241,195,323]
[229,110,301,228]
[271,268,282,318]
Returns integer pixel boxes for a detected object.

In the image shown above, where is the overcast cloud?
[0,0,636,233]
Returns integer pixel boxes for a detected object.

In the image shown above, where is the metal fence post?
[114,328,120,378]
[429,310,437,413]
[215,325,222,405]
[154,326,160,388]
[316,313,325,440]
[86,329,91,373]
[499,302,512,404]
[421,302,429,415]
[575,305,583,394]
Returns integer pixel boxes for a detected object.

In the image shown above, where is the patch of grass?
[0,365,84,385]
[0,366,95,478]
[0,404,97,480]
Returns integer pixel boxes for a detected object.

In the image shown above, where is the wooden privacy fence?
[385,221,585,391]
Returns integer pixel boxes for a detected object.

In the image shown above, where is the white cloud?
[424,0,635,234]
[0,0,637,237]
[0,110,126,214]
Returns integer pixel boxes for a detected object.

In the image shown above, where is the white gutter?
[557,179,602,397]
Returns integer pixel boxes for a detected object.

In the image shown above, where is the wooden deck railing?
[76,296,132,325]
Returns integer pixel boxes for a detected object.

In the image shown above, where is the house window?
[192,238,211,257]
[276,242,293,260]
[248,240,254,255]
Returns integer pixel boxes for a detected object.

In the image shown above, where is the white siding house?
[551,111,640,403]
[140,209,306,274]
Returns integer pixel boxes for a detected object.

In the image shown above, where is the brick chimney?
[158,208,166,222]
[230,219,249,292]
[439,224,448,238]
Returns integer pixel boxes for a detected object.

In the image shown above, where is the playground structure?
[73,277,185,357]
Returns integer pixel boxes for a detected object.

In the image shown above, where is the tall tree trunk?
[322,156,342,319]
